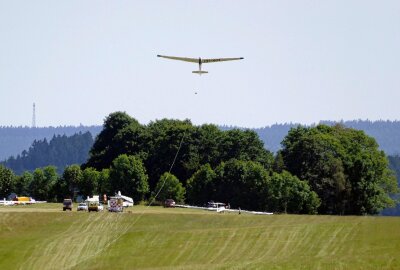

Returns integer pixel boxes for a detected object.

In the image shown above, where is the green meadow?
[0,204,399,270]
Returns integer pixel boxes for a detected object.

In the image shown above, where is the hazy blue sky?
[1,1,399,127]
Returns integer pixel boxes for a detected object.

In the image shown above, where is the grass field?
[0,204,399,270]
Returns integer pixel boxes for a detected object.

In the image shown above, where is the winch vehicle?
[63,199,73,211]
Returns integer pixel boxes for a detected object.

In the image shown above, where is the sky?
[0,1,399,128]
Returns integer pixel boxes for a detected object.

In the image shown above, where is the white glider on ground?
[174,204,273,215]
[157,54,244,75]
[0,197,46,205]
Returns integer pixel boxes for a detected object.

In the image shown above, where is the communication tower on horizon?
[32,103,36,128]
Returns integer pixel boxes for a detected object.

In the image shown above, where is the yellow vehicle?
[88,201,101,212]
[13,197,34,205]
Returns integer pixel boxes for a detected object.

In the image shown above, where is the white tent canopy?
[86,195,100,202]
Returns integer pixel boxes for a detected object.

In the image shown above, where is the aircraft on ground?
[157,54,244,75]
[0,197,46,205]
[0,199,17,206]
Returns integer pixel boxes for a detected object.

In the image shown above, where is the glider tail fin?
[192,71,208,75]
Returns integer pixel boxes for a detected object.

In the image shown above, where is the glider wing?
[201,57,244,63]
[157,55,198,63]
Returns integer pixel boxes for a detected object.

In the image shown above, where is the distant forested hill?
[234,120,400,155]
[1,132,94,174]
[252,124,299,153]
[0,126,101,160]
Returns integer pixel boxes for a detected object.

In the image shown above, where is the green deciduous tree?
[109,154,149,202]
[98,168,111,196]
[281,124,398,215]
[14,171,33,196]
[62,165,83,199]
[143,119,193,189]
[267,171,320,214]
[0,165,15,198]
[80,168,100,197]
[30,166,58,201]
[154,172,185,203]
[84,112,142,170]
[213,159,270,211]
[273,151,285,173]
[186,164,217,205]
[219,129,274,169]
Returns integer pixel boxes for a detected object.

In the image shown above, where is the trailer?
[108,197,124,212]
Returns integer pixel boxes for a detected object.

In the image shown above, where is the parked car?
[77,202,88,211]
[164,199,175,208]
[63,199,73,211]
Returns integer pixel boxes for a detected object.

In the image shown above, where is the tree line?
[2,119,400,161]
[0,112,397,215]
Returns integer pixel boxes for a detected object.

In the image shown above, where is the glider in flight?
[157,54,244,75]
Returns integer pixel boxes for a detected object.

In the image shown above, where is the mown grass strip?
[0,204,399,269]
